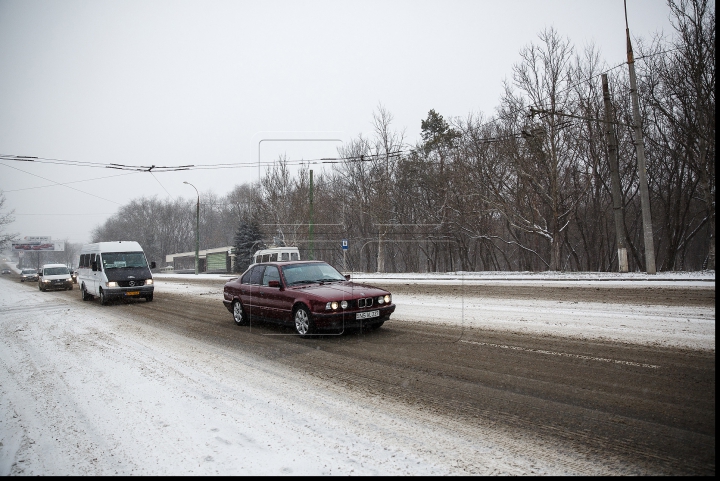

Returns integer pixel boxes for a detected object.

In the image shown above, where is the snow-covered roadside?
[153,277,715,351]
[0,282,637,475]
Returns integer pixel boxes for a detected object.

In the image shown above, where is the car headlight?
[377,296,385,304]
[107,281,118,287]
[145,279,153,285]
[326,301,340,310]
[340,300,348,309]
[384,294,391,304]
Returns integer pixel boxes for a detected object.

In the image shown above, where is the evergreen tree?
[233,220,265,272]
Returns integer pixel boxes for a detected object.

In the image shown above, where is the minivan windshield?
[101,252,148,269]
[44,267,69,275]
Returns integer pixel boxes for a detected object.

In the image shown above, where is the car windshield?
[101,252,148,269]
[22,269,36,274]
[44,267,69,275]
[281,262,345,286]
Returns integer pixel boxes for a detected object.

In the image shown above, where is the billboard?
[11,236,65,252]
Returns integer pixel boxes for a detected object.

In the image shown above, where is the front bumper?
[313,304,396,330]
[40,280,72,289]
[103,285,154,300]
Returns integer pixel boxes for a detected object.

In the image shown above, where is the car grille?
[117,280,146,287]
[356,297,374,308]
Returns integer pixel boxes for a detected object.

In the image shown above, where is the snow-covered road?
[0,273,715,475]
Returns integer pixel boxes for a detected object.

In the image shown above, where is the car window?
[262,266,280,286]
[240,270,252,284]
[281,253,289,261]
[290,253,299,260]
[249,266,265,285]
[43,267,69,276]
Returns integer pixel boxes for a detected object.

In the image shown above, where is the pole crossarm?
[529,108,631,127]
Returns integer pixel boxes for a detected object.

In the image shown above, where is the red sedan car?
[223,261,395,336]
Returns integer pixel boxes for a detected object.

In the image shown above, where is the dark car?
[223,261,395,336]
[1,268,11,275]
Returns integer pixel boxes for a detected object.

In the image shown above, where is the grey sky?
[0,0,675,245]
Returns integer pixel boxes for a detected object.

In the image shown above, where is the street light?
[183,181,200,275]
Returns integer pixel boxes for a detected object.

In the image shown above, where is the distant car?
[70,269,78,284]
[223,260,395,336]
[20,269,39,282]
[38,263,73,291]
[1,268,11,275]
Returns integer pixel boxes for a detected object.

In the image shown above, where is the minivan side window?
[291,253,299,260]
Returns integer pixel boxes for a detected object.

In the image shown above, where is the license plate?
[125,291,140,296]
[356,310,379,320]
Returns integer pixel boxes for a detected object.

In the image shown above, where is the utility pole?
[602,74,629,272]
[309,169,314,260]
[625,1,656,274]
[184,181,200,275]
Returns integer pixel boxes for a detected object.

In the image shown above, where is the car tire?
[232,300,247,326]
[293,305,314,337]
[100,288,108,305]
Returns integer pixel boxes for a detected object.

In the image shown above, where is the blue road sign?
[342,239,348,250]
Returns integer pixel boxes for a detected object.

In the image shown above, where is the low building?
[165,247,235,273]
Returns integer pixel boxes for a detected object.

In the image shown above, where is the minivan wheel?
[232,300,246,326]
[145,294,153,302]
[81,284,90,301]
[100,288,108,305]
[294,306,314,336]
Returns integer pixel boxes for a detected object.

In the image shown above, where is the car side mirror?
[91,261,97,272]
[150,261,156,269]
[268,280,281,288]
[344,274,351,280]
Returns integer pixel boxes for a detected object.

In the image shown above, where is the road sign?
[342,239,348,250]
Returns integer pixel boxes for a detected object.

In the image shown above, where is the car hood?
[289,281,389,299]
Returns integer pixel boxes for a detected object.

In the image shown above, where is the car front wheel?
[232,300,247,326]
[293,306,314,336]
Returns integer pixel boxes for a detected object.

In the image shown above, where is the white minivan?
[77,241,156,305]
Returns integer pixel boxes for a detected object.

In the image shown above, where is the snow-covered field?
[153,271,716,351]
[0,272,715,475]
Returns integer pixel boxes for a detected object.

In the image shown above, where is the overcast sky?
[0,0,676,245]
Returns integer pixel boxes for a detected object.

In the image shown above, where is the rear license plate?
[356,310,379,320]
[125,291,140,296]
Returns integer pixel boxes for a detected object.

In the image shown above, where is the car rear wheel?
[232,300,247,326]
[294,306,314,336]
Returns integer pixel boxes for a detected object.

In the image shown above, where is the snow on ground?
[154,271,715,351]
[0,281,639,475]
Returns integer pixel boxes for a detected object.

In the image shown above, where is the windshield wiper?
[290,280,317,286]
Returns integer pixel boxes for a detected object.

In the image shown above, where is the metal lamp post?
[183,181,200,275]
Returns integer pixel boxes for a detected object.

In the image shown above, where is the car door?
[246,266,265,320]
[258,266,283,321]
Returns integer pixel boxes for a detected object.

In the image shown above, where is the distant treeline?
[93,1,715,273]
